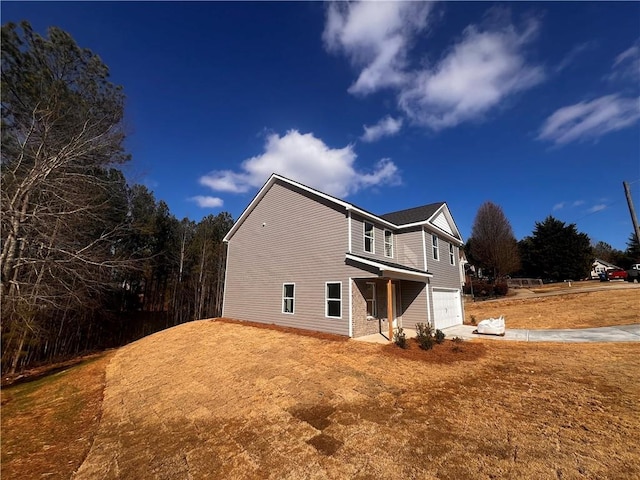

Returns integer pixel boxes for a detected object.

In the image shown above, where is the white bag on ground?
[477,315,505,335]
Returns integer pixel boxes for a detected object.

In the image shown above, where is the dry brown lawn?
[465,287,640,329]
[3,298,639,480]
[64,320,638,480]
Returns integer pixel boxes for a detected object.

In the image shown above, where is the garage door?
[432,289,462,329]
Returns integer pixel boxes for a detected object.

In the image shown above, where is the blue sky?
[3,1,639,250]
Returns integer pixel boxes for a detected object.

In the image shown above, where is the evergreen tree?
[519,216,593,281]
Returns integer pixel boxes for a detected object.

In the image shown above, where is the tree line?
[1,22,233,375]
[465,202,640,283]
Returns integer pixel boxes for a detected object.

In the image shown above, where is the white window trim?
[282,283,295,315]
[449,243,455,266]
[363,222,375,254]
[432,235,440,261]
[366,282,377,318]
[325,281,342,319]
[384,230,393,258]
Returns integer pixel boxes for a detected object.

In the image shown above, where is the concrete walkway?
[354,324,640,344]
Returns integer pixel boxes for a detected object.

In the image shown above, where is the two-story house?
[222,174,465,340]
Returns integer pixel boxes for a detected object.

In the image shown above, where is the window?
[365,282,377,318]
[449,243,455,265]
[326,282,342,318]
[282,283,295,314]
[432,235,439,260]
[384,230,393,257]
[364,222,374,253]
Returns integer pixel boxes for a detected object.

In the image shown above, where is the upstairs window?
[282,283,295,314]
[365,282,377,318]
[384,230,393,257]
[449,243,455,265]
[432,235,439,261]
[326,282,342,318]
[364,222,374,253]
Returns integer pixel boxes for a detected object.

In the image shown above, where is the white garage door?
[432,289,462,329]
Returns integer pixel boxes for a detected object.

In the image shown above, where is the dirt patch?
[1,352,113,480]
[71,321,640,480]
[307,433,343,456]
[465,288,640,329]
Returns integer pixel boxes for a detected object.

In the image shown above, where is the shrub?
[393,328,408,349]
[467,280,509,298]
[493,282,509,296]
[435,329,446,344]
[451,336,464,352]
[415,322,434,350]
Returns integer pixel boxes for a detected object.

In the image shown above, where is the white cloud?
[199,130,400,198]
[323,1,432,95]
[323,3,545,130]
[538,94,640,145]
[555,41,595,73]
[588,204,607,213]
[552,202,565,211]
[189,195,224,208]
[399,19,544,130]
[572,200,585,207]
[361,116,403,142]
[609,40,640,82]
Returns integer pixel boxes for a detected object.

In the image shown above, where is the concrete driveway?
[442,324,640,343]
[354,324,640,343]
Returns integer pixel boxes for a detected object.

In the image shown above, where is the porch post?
[387,278,393,341]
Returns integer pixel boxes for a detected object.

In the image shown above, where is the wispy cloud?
[323,2,432,95]
[324,4,545,131]
[199,130,400,198]
[555,41,595,73]
[552,202,565,211]
[572,200,585,207]
[608,40,640,83]
[538,94,640,145]
[399,17,544,130]
[588,204,607,213]
[361,116,403,142]
[189,196,224,208]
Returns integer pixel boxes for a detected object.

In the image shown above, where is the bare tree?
[1,22,131,373]
[468,202,520,279]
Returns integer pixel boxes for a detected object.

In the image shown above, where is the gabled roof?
[380,203,444,225]
[223,173,463,244]
[593,258,620,269]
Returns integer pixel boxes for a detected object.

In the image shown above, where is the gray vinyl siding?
[395,227,424,271]
[425,229,462,290]
[399,281,429,330]
[223,180,376,336]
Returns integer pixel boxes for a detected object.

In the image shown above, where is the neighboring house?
[222,174,465,340]
[590,258,621,279]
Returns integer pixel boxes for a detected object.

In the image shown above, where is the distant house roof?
[380,203,445,225]
[593,258,620,269]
